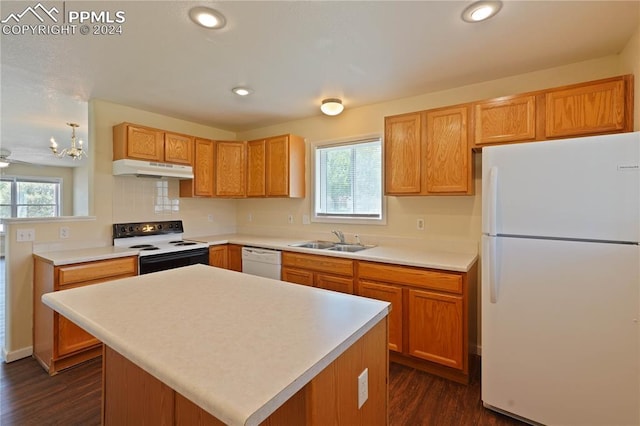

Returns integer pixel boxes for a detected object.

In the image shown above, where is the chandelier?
[50,122,87,160]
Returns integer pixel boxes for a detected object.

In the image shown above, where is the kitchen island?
[42,264,390,425]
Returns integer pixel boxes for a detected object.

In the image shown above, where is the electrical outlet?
[247,213,253,222]
[59,226,70,239]
[207,214,214,222]
[358,368,368,409]
[16,228,35,242]
[302,214,310,225]
[287,214,294,224]
[416,218,425,231]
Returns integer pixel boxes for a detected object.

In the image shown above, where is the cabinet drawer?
[316,274,353,294]
[282,267,314,286]
[282,252,354,276]
[358,261,462,294]
[57,256,138,288]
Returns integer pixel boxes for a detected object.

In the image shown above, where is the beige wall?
[4,38,640,360]
[235,55,626,246]
[3,100,238,360]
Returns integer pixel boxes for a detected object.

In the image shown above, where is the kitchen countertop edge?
[192,234,478,272]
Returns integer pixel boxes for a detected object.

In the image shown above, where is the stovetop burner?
[113,220,208,257]
[130,244,155,249]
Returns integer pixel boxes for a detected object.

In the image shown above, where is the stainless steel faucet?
[331,230,345,244]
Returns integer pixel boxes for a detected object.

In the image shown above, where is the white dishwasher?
[241,247,282,280]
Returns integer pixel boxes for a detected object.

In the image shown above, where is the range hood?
[113,159,194,179]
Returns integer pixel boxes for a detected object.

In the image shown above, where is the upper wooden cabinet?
[545,76,631,138]
[384,108,473,196]
[384,113,422,194]
[113,123,193,165]
[164,133,193,165]
[246,139,266,197]
[471,74,633,148]
[179,138,214,197]
[425,106,471,194]
[473,94,538,145]
[215,141,246,197]
[247,134,306,198]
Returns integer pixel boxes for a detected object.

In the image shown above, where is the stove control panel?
[113,220,184,239]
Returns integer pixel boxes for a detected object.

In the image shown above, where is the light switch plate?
[16,228,35,242]
[358,368,368,409]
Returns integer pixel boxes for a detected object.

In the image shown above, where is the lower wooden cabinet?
[281,252,354,294]
[356,260,475,384]
[358,280,403,353]
[407,288,463,370]
[209,244,244,271]
[227,244,243,272]
[282,266,314,286]
[209,245,228,269]
[33,255,138,375]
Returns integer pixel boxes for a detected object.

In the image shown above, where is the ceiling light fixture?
[461,1,502,23]
[189,6,226,29]
[0,161,9,168]
[320,98,344,116]
[50,122,87,160]
[232,87,253,96]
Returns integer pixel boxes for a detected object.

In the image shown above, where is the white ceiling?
[1,1,639,167]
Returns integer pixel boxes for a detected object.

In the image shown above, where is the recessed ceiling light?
[189,6,226,29]
[320,98,344,116]
[232,87,253,96]
[461,1,502,23]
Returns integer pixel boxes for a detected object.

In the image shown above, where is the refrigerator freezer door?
[482,132,639,242]
[481,235,639,425]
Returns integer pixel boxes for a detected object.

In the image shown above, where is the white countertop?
[42,264,389,426]
[33,233,478,272]
[192,233,478,272]
[33,246,139,265]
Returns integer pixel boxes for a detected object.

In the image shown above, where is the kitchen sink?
[289,240,374,253]
[327,244,372,253]
[289,240,336,249]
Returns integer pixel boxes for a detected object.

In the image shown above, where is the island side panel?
[102,317,388,425]
[306,318,388,425]
[103,346,175,426]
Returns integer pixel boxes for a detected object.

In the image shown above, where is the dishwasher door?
[241,247,282,280]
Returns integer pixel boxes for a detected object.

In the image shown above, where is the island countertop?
[42,264,389,426]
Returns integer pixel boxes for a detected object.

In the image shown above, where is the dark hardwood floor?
[1,356,525,425]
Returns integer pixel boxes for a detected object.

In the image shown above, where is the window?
[0,177,61,232]
[313,137,384,223]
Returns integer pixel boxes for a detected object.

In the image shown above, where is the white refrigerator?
[481,132,640,425]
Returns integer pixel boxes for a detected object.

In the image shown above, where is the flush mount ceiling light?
[189,6,226,29]
[461,1,502,23]
[232,87,253,96]
[320,98,344,116]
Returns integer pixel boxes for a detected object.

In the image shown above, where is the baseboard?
[3,346,33,363]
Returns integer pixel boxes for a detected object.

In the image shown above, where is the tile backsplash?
[113,176,180,222]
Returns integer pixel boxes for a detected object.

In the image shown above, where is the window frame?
[310,134,386,225]
[0,176,62,232]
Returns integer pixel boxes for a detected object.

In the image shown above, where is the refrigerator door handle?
[487,237,499,303]
[488,166,498,236]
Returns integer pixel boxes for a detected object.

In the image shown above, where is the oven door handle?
[139,249,208,264]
